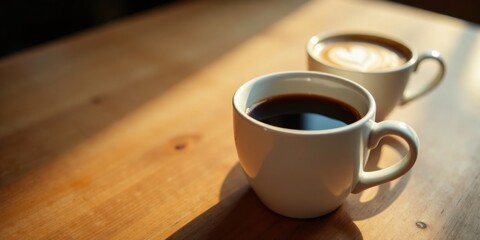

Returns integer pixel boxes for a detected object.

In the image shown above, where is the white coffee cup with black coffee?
[233,71,419,218]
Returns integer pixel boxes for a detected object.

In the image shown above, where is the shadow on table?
[168,136,410,239]
[168,186,363,240]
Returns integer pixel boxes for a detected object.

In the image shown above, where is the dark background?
[0,0,174,57]
[390,0,480,25]
[0,0,478,58]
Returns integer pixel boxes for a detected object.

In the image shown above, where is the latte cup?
[307,32,446,120]
[233,71,419,218]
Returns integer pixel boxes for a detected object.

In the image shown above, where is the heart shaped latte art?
[325,42,405,71]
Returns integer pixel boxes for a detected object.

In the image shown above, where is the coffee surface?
[247,94,361,131]
[315,40,407,72]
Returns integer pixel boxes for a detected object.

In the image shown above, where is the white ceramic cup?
[307,32,446,120]
[233,71,419,218]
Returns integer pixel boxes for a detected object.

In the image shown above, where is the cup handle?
[352,120,419,193]
[400,50,446,105]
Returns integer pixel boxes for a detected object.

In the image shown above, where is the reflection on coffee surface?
[313,41,407,72]
[247,94,361,131]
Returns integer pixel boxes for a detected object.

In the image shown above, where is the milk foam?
[318,41,406,71]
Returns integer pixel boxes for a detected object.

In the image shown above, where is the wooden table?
[1,0,479,239]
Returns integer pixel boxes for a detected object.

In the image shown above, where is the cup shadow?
[168,185,363,240]
[168,136,410,239]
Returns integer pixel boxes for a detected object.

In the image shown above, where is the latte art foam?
[316,41,407,72]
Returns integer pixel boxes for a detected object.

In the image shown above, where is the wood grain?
[1,0,479,239]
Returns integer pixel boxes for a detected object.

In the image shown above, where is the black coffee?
[247,94,361,130]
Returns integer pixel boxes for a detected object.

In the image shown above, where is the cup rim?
[232,71,376,135]
[306,31,417,74]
